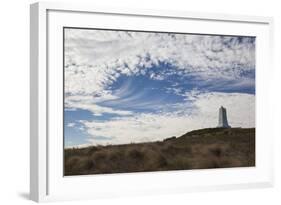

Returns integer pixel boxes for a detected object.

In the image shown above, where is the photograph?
[63,28,255,176]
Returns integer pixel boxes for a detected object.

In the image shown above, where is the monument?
[217,106,231,128]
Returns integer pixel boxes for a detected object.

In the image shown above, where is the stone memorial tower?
[217,106,231,128]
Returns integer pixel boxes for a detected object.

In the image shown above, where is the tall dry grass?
[64,128,255,176]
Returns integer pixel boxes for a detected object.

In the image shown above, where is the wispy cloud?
[80,92,255,146]
[67,122,76,127]
[65,94,133,116]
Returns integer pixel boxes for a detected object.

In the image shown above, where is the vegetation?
[64,128,255,176]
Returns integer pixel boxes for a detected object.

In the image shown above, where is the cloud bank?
[65,29,255,96]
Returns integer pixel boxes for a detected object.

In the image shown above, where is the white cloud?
[67,122,76,127]
[65,94,133,116]
[65,29,255,96]
[80,92,255,146]
[150,73,165,80]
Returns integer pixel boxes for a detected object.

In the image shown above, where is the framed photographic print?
[30,2,274,202]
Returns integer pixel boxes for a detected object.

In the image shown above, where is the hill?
[64,127,255,176]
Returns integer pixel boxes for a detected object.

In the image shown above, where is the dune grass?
[64,128,255,176]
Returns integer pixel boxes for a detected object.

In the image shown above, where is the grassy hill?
[64,127,255,176]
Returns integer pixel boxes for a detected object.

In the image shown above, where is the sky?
[64,28,255,147]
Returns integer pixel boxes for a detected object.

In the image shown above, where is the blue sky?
[64,29,255,147]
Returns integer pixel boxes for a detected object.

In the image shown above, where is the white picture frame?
[30,2,274,202]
